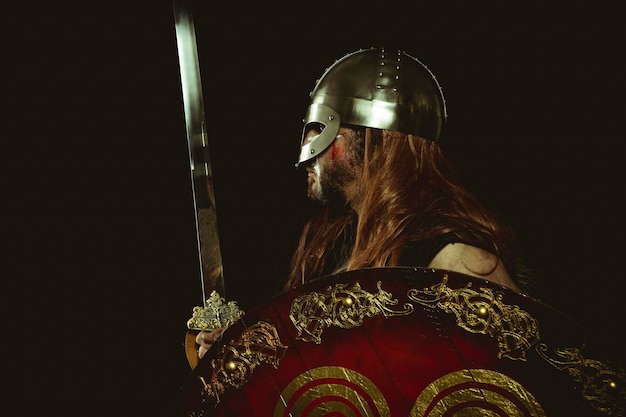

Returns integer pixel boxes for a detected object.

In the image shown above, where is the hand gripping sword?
[172,0,243,366]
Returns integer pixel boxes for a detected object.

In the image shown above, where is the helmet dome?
[298,48,447,165]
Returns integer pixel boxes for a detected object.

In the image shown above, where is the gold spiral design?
[274,366,390,417]
[411,369,546,416]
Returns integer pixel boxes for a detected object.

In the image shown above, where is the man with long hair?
[195,47,532,357]
[286,47,531,292]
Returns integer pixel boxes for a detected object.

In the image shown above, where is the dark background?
[10,1,624,416]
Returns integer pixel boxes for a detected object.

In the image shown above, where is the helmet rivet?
[310,149,315,155]
[328,115,334,121]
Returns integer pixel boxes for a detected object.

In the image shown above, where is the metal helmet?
[298,47,447,166]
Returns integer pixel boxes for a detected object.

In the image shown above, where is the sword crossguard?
[187,290,245,331]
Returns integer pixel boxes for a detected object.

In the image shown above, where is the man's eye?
[308,122,325,133]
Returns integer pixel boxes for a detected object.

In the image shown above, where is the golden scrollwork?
[536,344,626,416]
[198,321,288,404]
[289,281,414,344]
[407,275,540,361]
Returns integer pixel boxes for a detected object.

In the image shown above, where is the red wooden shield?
[178,267,625,416]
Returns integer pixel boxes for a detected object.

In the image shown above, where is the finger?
[196,328,227,349]
[195,331,207,346]
[198,344,209,359]
[197,329,225,359]
[196,330,217,346]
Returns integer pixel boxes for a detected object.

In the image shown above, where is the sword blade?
[173,0,225,305]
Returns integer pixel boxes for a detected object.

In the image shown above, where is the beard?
[306,159,358,207]
[305,127,365,207]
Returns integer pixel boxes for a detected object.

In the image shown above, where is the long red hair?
[285,128,521,290]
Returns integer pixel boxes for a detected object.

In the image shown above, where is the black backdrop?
[11,1,625,416]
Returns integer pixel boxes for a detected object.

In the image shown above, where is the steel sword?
[173,0,243,336]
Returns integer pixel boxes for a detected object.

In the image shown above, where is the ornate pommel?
[187,291,245,331]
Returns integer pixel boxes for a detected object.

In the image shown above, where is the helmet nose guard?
[297,47,447,166]
[298,104,341,166]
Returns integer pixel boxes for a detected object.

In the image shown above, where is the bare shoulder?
[427,243,520,291]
